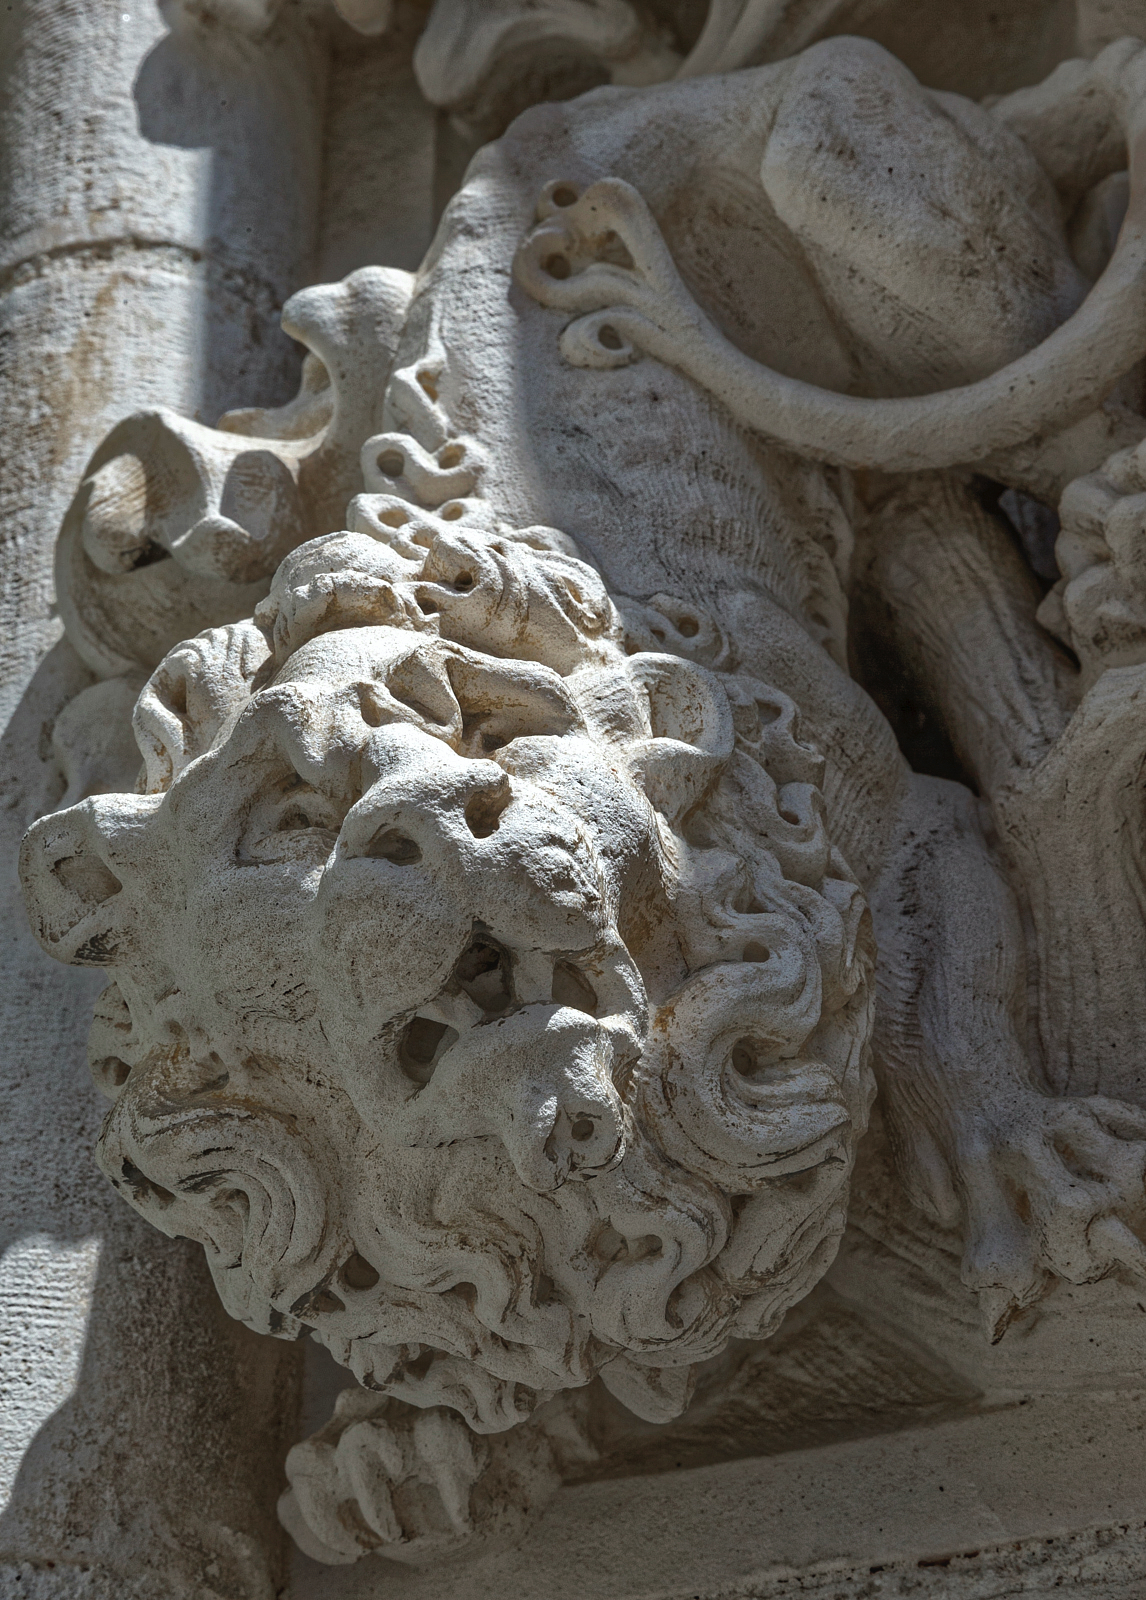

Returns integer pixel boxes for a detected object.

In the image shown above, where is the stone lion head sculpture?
[21,490,874,1431]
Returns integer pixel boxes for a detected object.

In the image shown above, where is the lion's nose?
[394,1006,627,1192]
[455,1010,627,1193]
[536,1094,625,1190]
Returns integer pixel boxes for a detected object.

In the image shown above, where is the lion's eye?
[241,779,344,864]
[269,777,342,832]
[453,937,515,1015]
[276,805,327,832]
[365,828,422,864]
[551,960,598,1016]
[399,1016,458,1084]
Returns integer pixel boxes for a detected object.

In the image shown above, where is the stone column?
[0,2,326,1593]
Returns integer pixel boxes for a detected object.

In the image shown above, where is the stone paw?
[278,1389,567,1567]
[955,1090,1146,1341]
[279,1391,492,1564]
[1040,440,1146,688]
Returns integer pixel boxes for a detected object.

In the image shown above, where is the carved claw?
[1041,441,1146,687]
[955,1091,1146,1340]
[280,1392,492,1564]
[515,164,1146,473]
[278,1388,570,1568]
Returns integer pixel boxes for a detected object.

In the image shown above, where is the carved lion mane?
[21,487,873,1432]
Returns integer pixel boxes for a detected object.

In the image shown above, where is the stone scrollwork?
[56,266,414,679]
[23,492,875,1559]
[24,492,870,1542]
[19,14,1146,1573]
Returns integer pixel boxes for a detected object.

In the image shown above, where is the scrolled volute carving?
[57,266,413,678]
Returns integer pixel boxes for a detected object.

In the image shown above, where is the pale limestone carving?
[24,502,874,1560]
[19,21,1146,1574]
[57,266,413,679]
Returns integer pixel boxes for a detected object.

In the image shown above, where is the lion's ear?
[19,795,157,967]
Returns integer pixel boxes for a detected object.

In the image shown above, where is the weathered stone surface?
[6,2,1146,1595]
[0,0,317,1591]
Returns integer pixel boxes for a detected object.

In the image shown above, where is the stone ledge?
[288,1391,1146,1599]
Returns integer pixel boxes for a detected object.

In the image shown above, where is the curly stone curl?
[22,492,875,1442]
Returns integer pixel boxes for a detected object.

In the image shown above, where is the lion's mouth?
[398,932,607,1086]
[381,925,639,1202]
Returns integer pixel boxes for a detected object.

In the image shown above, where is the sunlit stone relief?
[14,0,1146,1582]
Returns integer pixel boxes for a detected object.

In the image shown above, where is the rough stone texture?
[283,1372,1146,1595]
[7,2,1146,1596]
[0,0,318,1592]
